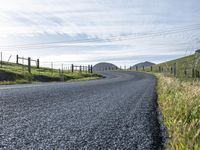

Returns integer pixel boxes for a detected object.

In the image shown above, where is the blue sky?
[0,0,200,67]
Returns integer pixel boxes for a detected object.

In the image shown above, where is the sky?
[0,0,200,68]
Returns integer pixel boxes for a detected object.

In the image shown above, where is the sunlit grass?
[142,53,200,79]
[0,61,102,84]
[156,74,200,150]
[129,53,200,149]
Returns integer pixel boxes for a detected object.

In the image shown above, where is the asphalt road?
[0,71,164,150]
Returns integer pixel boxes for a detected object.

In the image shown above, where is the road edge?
[154,77,168,149]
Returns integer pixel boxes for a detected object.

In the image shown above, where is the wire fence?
[131,51,200,79]
[0,51,93,78]
[1,50,200,80]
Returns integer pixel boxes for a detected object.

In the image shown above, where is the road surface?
[0,71,164,149]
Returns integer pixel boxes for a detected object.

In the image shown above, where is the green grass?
[130,53,200,149]
[136,53,200,79]
[0,61,102,84]
[156,73,200,150]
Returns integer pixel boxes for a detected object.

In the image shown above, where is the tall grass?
[156,74,200,149]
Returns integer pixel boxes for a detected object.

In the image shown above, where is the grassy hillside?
[156,74,200,150]
[139,53,200,79]
[0,61,102,84]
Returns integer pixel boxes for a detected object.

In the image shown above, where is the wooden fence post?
[173,63,176,77]
[16,55,18,64]
[28,57,31,73]
[71,64,74,73]
[88,65,90,73]
[36,59,40,68]
[196,70,199,78]
[143,66,144,71]
[0,52,2,68]
[51,62,53,76]
[61,64,64,74]
[192,68,195,78]
[90,65,93,73]
[80,65,82,72]
[136,65,138,71]
[184,68,187,77]
[151,66,153,72]
[159,66,161,72]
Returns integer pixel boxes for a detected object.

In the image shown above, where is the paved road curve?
[0,71,163,149]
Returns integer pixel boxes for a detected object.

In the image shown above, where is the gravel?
[0,71,164,150]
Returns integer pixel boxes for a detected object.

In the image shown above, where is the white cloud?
[0,0,200,66]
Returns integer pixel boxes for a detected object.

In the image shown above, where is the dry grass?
[156,74,200,150]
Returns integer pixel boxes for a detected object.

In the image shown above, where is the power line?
[1,24,200,50]
[40,45,197,64]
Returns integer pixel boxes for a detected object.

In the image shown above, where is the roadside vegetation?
[141,53,200,79]
[0,62,102,85]
[156,74,200,149]
[132,52,200,149]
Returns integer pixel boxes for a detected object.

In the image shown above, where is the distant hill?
[93,62,118,71]
[131,61,155,69]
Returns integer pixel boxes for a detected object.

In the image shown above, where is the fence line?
[135,53,200,79]
[0,52,94,76]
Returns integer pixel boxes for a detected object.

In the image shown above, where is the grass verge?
[0,62,103,85]
[156,73,200,150]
